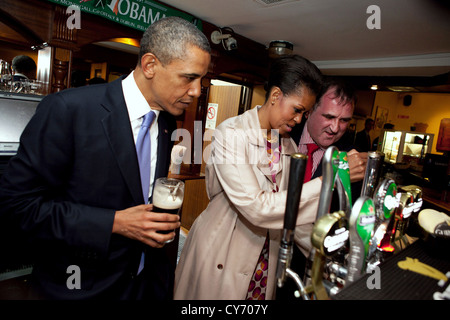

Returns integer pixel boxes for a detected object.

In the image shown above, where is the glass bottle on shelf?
[0,60,12,92]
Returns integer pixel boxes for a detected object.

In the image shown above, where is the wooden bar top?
[168,171,205,181]
[422,187,450,214]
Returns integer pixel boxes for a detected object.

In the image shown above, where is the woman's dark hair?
[264,54,323,101]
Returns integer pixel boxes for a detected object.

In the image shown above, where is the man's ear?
[140,53,158,79]
[304,111,310,119]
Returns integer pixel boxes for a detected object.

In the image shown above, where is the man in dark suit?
[0,17,210,300]
[354,118,375,152]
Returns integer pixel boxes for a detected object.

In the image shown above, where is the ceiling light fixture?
[268,40,294,58]
[386,86,420,92]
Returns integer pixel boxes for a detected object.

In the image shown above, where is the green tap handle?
[336,151,352,217]
[346,196,376,284]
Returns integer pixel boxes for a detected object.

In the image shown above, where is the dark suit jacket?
[0,77,177,299]
[354,129,371,152]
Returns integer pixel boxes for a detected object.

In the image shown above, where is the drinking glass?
[152,177,185,243]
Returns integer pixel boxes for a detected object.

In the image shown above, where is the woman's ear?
[270,87,282,105]
[140,53,157,79]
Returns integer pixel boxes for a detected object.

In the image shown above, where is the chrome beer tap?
[360,151,384,198]
[302,147,340,290]
[322,151,352,292]
[304,148,351,299]
[366,178,398,270]
[391,185,423,250]
[276,153,309,300]
[309,209,348,299]
[344,152,384,280]
[345,196,376,284]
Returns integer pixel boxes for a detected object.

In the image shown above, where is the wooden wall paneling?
[201,85,242,173]
[180,178,209,230]
[211,85,242,124]
[0,0,53,47]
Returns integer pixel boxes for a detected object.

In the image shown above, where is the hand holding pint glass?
[152,177,184,243]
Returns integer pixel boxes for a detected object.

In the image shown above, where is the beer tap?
[367,178,398,269]
[320,152,384,290]
[302,147,354,299]
[316,147,340,220]
[360,151,384,198]
[276,153,309,300]
[399,185,423,220]
[323,151,352,289]
[346,196,376,284]
[306,151,352,298]
[303,147,340,288]
[391,191,414,250]
[309,209,348,299]
[344,151,383,279]
[391,185,423,250]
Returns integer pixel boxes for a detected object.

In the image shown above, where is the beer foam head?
[153,186,183,209]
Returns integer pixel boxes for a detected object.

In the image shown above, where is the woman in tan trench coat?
[174,55,323,300]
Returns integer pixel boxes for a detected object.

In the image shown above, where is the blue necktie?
[136,111,155,204]
[136,111,155,275]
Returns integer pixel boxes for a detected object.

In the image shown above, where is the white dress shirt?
[122,71,160,199]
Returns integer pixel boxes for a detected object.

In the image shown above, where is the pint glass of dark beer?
[153,177,184,243]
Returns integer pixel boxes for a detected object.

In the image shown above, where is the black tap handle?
[283,153,308,230]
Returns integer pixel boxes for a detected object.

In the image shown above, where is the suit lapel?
[100,77,143,205]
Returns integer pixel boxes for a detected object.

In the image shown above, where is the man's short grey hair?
[138,16,211,66]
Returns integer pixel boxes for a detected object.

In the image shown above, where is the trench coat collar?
[240,106,297,182]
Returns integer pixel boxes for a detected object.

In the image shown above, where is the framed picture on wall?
[437,118,450,152]
[375,105,389,129]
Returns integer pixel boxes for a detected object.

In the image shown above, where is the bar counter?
[333,239,450,300]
